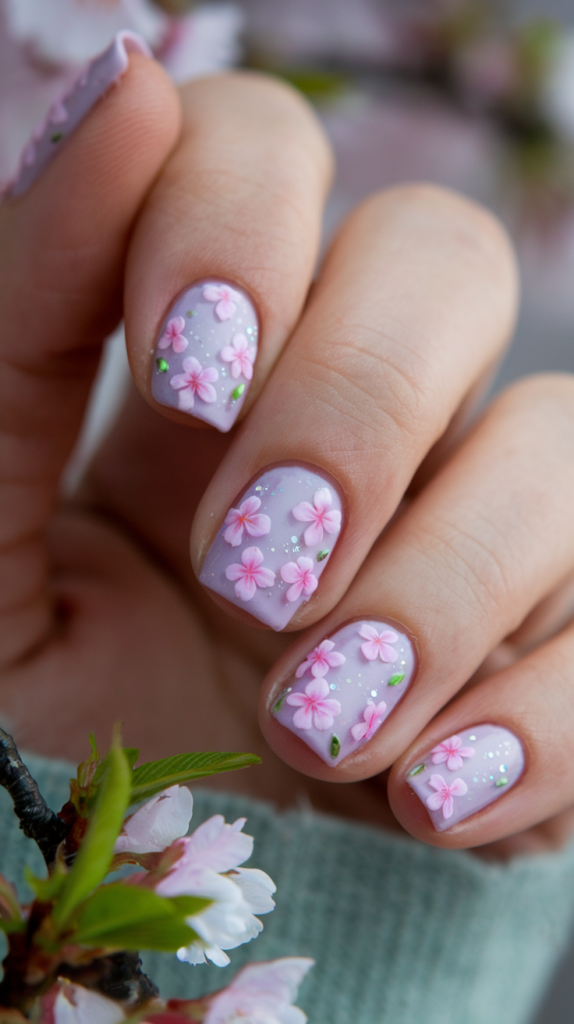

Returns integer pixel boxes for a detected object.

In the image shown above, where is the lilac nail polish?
[199,466,343,628]
[151,281,258,433]
[273,619,416,765]
[406,724,525,832]
[5,32,151,200]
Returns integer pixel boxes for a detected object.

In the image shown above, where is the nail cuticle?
[151,279,258,433]
[272,616,417,765]
[406,722,525,832]
[199,464,344,629]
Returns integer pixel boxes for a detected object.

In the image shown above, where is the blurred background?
[1,2,573,1020]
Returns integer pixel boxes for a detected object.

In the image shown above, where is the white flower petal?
[114,785,192,854]
[54,984,125,1024]
[231,867,277,914]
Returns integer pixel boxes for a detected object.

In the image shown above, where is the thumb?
[0,34,180,666]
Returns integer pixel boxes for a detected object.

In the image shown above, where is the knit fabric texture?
[1,753,574,1023]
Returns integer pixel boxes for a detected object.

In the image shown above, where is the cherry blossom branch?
[0,728,69,868]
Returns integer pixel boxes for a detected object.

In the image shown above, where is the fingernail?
[151,280,259,432]
[406,724,525,832]
[199,466,343,628]
[5,32,151,200]
[272,619,417,765]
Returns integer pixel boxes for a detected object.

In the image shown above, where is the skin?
[1,57,574,860]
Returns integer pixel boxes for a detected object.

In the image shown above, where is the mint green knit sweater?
[1,753,573,1023]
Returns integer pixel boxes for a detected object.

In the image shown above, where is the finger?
[125,72,333,432]
[0,38,180,667]
[192,184,518,631]
[389,619,574,847]
[259,375,574,781]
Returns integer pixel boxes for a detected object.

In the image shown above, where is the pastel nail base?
[273,619,416,765]
[151,280,258,433]
[5,31,151,200]
[407,724,525,832]
[199,466,343,630]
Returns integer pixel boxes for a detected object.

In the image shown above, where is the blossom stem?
[0,727,69,868]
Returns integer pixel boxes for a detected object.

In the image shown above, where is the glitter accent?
[255,486,262,491]
[316,549,330,561]
[388,673,405,687]
[371,690,378,697]
[155,357,169,373]
[346,678,352,684]
[496,777,508,787]
[231,383,245,400]
[291,536,298,543]
[409,763,425,776]
[330,735,341,759]
[469,735,476,741]
[500,764,507,772]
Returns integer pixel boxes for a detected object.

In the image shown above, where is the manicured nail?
[5,32,151,199]
[151,281,258,432]
[272,619,416,765]
[406,724,525,832]
[199,466,343,628]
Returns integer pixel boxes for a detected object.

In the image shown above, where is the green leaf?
[408,763,425,777]
[74,884,206,952]
[123,748,140,770]
[130,751,261,803]
[53,735,131,928]
[387,673,405,687]
[330,735,341,759]
[230,383,245,401]
[24,862,67,902]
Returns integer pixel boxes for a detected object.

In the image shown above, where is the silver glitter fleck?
[291,536,298,543]
[500,764,507,772]
[371,690,377,697]
[346,678,352,684]
[469,735,476,741]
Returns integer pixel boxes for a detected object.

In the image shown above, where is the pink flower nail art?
[292,488,342,547]
[280,557,318,603]
[426,774,468,819]
[220,334,255,380]
[431,734,475,771]
[170,357,219,411]
[223,496,271,547]
[359,624,399,662]
[159,315,188,353]
[351,700,388,742]
[286,679,342,731]
[199,467,344,630]
[295,639,346,679]
[202,283,241,321]
[225,547,276,601]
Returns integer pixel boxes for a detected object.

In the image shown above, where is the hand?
[1,45,573,859]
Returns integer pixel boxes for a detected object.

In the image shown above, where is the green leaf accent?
[495,777,509,788]
[53,736,131,928]
[51,132,64,143]
[130,751,261,804]
[387,673,405,687]
[330,735,341,759]
[74,884,208,952]
[186,310,198,317]
[231,383,245,401]
[408,763,425,777]
[316,549,329,562]
[272,694,287,714]
[156,357,169,373]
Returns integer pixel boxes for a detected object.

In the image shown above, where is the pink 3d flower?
[426,774,468,819]
[351,700,388,742]
[292,487,341,547]
[280,557,318,602]
[170,356,218,411]
[225,547,276,601]
[286,679,342,731]
[220,334,255,379]
[359,624,399,662]
[431,734,475,771]
[296,639,346,678]
[223,496,271,547]
[159,315,188,353]
[203,283,241,321]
